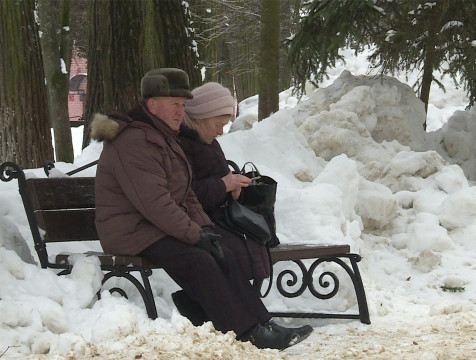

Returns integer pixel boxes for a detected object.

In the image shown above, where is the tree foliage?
[278,0,303,92]
[289,0,476,127]
[288,0,379,93]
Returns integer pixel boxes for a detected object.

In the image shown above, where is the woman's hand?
[221,171,251,194]
[231,187,241,200]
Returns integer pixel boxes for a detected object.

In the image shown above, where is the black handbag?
[223,194,271,245]
[227,160,280,248]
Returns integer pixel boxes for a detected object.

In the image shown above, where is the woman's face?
[199,115,231,144]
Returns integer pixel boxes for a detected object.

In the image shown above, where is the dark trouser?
[139,236,271,337]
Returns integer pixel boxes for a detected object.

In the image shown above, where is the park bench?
[0,161,370,324]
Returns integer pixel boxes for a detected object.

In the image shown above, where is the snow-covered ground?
[1,49,475,359]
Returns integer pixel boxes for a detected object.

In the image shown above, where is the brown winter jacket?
[91,103,213,256]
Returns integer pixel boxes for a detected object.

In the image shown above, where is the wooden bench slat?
[55,252,156,268]
[270,243,350,262]
[27,177,95,210]
[36,208,98,242]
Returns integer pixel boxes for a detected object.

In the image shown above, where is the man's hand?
[196,228,226,269]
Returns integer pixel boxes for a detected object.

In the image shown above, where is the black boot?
[171,290,208,326]
[241,323,312,350]
[264,320,313,342]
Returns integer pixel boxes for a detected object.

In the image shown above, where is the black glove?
[201,226,215,234]
[196,228,226,270]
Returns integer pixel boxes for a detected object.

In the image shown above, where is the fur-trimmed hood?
[90,112,131,142]
[91,104,179,143]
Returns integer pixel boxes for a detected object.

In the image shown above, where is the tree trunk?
[420,1,442,130]
[82,0,148,148]
[0,0,54,168]
[258,0,280,121]
[149,0,201,88]
[38,0,74,163]
[82,0,199,148]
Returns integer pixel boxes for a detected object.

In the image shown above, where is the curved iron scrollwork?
[275,258,345,300]
[276,260,308,298]
[101,271,147,299]
[57,264,157,319]
[43,160,55,177]
[99,268,157,319]
[106,287,129,298]
[0,162,24,182]
[307,258,340,299]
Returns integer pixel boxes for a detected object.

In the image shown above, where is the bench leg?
[348,255,370,324]
[320,255,370,324]
[139,269,158,319]
[318,255,370,324]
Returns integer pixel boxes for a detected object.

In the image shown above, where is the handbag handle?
[226,160,240,174]
[241,162,261,178]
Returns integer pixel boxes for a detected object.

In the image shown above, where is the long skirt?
[213,224,270,280]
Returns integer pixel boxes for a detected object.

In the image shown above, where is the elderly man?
[91,68,312,350]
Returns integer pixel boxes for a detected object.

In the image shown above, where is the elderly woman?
[178,82,270,281]
[173,82,313,347]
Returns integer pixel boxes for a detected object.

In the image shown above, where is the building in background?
[69,53,87,126]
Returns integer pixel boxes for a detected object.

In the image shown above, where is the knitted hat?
[185,82,234,119]
[141,68,193,99]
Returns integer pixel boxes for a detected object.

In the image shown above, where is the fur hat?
[185,82,234,119]
[141,68,193,99]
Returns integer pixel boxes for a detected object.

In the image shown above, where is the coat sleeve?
[181,139,228,213]
[110,134,203,244]
[186,187,215,227]
[191,176,227,213]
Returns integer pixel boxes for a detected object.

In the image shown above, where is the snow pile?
[228,71,476,258]
[428,108,476,180]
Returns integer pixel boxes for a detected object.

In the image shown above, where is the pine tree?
[288,0,476,129]
[279,0,303,92]
[288,0,381,92]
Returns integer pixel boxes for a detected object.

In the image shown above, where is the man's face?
[147,97,187,131]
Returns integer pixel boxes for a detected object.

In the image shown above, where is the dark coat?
[178,125,270,279]
[178,126,229,215]
[91,104,213,256]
